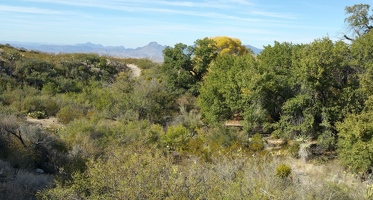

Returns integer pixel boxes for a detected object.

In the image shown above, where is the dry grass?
[38,144,370,199]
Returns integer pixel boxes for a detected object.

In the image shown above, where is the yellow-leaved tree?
[210,36,248,55]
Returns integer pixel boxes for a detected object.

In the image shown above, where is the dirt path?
[127,64,141,77]
[26,117,63,129]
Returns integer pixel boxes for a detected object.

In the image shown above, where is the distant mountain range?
[1,41,262,62]
[2,41,166,62]
[246,45,262,54]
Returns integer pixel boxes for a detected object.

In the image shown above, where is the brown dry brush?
[38,144,366,200]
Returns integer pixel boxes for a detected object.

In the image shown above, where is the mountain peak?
[77,42,103,48]
[146,41,162,47]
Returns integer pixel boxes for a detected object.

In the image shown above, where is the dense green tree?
[161,38,218,96]
[274,38,354,142]
[191,38,218,83]
[161,43,194,95]
[248,42,299,132]
[350,30,373,97]
[198,54,257,123]
[161,37,248,96]
[336,22,373,173]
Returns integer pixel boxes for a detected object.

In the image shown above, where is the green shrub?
[41,97,60,116]
[22,96,44,113]
[276,164,291,179]
[57,105,85,124]
[162,124,190,151]
[337,110,373,174]
[145,124,164,145]
[41,82,58,95]
[249,133,264,152]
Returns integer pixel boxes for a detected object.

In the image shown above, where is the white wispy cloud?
[0,5,62,14]
[23,0,294,21]
[0,4,90,19]
[25,0,251,9]
[251,11,296,19]
[223,0,255,6]
[154,0,243,9]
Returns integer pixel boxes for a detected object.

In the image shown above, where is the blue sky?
[1,0,372,48]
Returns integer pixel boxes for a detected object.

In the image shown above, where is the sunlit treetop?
[210,36,248,56]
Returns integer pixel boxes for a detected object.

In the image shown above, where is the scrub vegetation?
[1,4,373,199]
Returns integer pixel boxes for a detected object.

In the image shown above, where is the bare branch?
[2,127,27,148]
[343,34,354,41]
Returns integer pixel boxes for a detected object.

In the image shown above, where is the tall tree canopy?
[274,38,354,143]
[197,54,257,123]
[344,4,373,40]
[161,36,246,96]
[161,43,194,95]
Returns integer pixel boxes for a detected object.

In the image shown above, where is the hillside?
[1,32,373,199]
[1,41,263,62]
